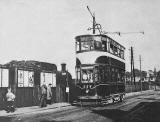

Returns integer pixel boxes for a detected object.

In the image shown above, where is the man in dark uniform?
[40,82,47,107]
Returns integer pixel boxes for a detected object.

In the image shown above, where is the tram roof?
[75,34,107,39]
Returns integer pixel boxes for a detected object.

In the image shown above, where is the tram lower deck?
[75,56,125,104]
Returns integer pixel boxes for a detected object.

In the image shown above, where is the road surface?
[1,90,160,122]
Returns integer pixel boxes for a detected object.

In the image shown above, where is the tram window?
[94,41,102,50]
[99,66,105,82]
[121,50,124,59]
[90,41,94,50]
[76,67,81,81]
[107,41,110,52]
[94,66,99,82]
[114,46,118,55]
[118,49,121,57]
[110,43,114,53]
[76,41,80,52]
[81,41,94,51]
[102,41,107,51]
[117,72,121,82]
[82,70,87,82]
[111,68,115,82]
[82,69,93,83]
[105,66,110,82]
[121,71,125,81]
[81,42,89,51]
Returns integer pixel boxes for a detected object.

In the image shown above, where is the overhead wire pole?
[130,46,136,91]
[132,47,136,86]
[139,55,142,91]
[130,47,133,86]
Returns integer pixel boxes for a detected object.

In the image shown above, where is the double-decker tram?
[75,35,125,104]
[75,7,125,105]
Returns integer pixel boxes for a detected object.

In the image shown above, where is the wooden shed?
[0,60,72,109]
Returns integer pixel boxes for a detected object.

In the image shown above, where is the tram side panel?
[75,60,125,100]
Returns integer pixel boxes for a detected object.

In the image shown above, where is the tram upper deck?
[75,34,125,60]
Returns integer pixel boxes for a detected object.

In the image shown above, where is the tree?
[155,71,160,83]
[134,69,140,77]
[141,71,147,78]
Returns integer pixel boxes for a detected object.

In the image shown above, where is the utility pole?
[130,46,136,92]
[130,47,133,85]
[132,48,136,86]
[154,67,157,91]
[139,55,142,91]
[130,47,136,84]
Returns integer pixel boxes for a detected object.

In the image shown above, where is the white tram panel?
[76,51,125,65]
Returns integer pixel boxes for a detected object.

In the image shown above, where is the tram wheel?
[108,98,114,104]
[119,95,124,102]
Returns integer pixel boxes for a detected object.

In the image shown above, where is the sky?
[0,0,160,77]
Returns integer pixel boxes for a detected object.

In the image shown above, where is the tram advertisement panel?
[18,70,24,87]
[28,71,34,87]
[18,70,34,87]
[24,71,28,87]
[40,72,56,87]
[0,68,9,87]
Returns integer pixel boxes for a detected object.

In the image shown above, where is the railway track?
[8,91,160,122]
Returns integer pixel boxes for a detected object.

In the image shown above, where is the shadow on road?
[92,108,127,122]
[0,116,14,122]
[40,120,71,122]
[92,101,160,122]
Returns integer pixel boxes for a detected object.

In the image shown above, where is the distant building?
[125,70,156,83]
[143,70,156,82]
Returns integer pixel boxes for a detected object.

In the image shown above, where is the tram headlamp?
[86,89,89,93]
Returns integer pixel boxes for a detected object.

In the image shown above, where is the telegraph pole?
[132,48,136,85]
[139,55,142,91]
[130,47,136,85]
[130,47,133,85]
